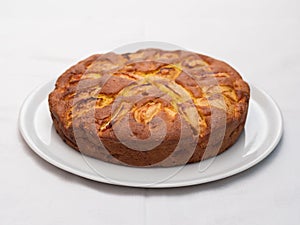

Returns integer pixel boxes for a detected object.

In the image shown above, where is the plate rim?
[19,80,283,188]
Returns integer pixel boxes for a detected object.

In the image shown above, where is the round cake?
[49,49,250,167]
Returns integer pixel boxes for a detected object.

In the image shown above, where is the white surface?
[1,0,299,224]
[19,80,283,188]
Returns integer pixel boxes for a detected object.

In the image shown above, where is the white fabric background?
[1,0,299,224]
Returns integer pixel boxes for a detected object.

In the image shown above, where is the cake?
[49,49,250,167]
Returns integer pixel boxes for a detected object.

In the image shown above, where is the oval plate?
[19,80,283,188]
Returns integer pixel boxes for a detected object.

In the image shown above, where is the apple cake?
[49,49,250,167]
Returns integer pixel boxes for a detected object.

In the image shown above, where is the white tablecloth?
[1,0,299,224]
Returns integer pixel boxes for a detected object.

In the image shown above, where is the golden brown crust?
[49,49,250,167]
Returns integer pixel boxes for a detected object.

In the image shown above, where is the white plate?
[19,80,283,188]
